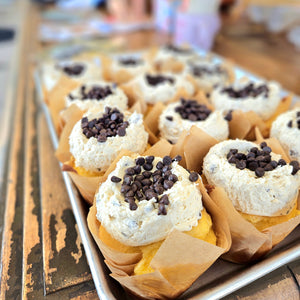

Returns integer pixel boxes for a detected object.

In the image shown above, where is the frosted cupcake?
[66,81,128,111]
[203,139,300,230]
[69,107,148,175]
[186,59,234,93]
[159,98,230,144]
[270,108,300,162]
[127,73,195,105]
[42,59,101,93]
[211,79,281,121]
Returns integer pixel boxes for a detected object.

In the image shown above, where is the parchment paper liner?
[205,131,300,263]
[87,163,231,299]
[47,76,80,135]
[59,139,172,205]
[228,95,292,140]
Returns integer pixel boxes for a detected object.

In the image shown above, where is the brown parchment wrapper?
[59,139,172,205]
[170,126,218,174]
[87,167,231,299]
[206,131,300,263]
[47,76,80,135]
[228,95,292,140]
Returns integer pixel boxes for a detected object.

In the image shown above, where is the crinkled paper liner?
[228,95,292,140]
[47,76,80,135]
[207,131,300,263]
[87,149,231,299]
[58,139,172,205]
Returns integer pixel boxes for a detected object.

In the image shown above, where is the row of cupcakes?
[41,45,300,299]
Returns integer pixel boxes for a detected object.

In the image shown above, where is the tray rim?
[34,50,300,299]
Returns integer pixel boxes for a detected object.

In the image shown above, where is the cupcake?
[270,109,300,162]
[65,81,128,111]
[159,98,230,144]
[69,107,148,176]
[42,59,101,93]
[88,153,230,298]
[126,73,195,105]
[186,59,234,93]
[211,79,281,121]
[149,45,197,73]
[203,139,300,230]
[103,55,152,84]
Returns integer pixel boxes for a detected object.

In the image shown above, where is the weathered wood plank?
[39,113,92,294]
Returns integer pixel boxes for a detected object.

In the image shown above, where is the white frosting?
[42,59,102,92]
[69,108,148,173]
[130,73,195,104]
[185,60,230,93]
[203,139,300,216]
[270,109,300,162]
[211,80,281,120]
[65,81,128,111]
[159,102,229,143]
[96,155,203,246]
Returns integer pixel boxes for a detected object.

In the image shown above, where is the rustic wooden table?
[0,2,299,299]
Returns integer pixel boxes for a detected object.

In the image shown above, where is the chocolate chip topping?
[287,111,300,130]
[81,107,129,142]
[70,85,113,101]
[165,44,192,54]
[111,155,196,215]
[224,110,233,121]
[227,142,300,177]
[175,98,212,121]
[119,57,142,66]
[192,65,226,77]
[221,83,269,99]
[61,63,85,76]
[146,74,174,86]
[166,116,173,121]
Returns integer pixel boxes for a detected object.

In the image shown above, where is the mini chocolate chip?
[135,174,144,181]
[270,160,278,168]
[156,161,164,169]
[278,159,287,166]
[168,174,178,182]
[146,74,174,86]
[145,189,158,200]
[146,156,155,163]
[264,164,274,171]
[290,161,300,175]
[142,171,152,178]
[250,147,258,154]
[125,196,135,203]
[173,155,182,162]
[136,157,145,165]
[131,184,138,193]
[236,160,246,170]
[125,190,135,197]
[158,203,167,215]
[111,176,121,183]
[248,161,258,171]
[260,142,267,149]
[125,168,135,175]
[287,120,293,128]
[163,180,174,189]
[228,156,236,164]
[224,110,233,121]
[262,146,272,154]
[236,153,246,160]
[154,185,164,195]
[129,201,138,210]
[166,116,173,121]
[121,184,131,193]
[142,178,152,186]
[255,167,265,177]
[164,170,172,178]
[143,163,153,171]
[133,165,141,174]
[123,175,133,185]
[153,175,161,183]
[153,170,162,176]
[133,180,142,190]
[163,156,172,165]
[297,111,300,117]
[116,127,125,136]
[259,162,267,168]
[160,195,169,205]
[247,152,256,159]
[189,172,198,182]
[136,190,144,200]
[162,165,171,173]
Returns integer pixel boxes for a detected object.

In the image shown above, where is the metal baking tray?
[34,52,300,300]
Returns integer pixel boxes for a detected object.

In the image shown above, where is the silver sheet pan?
[34,52,300,300]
